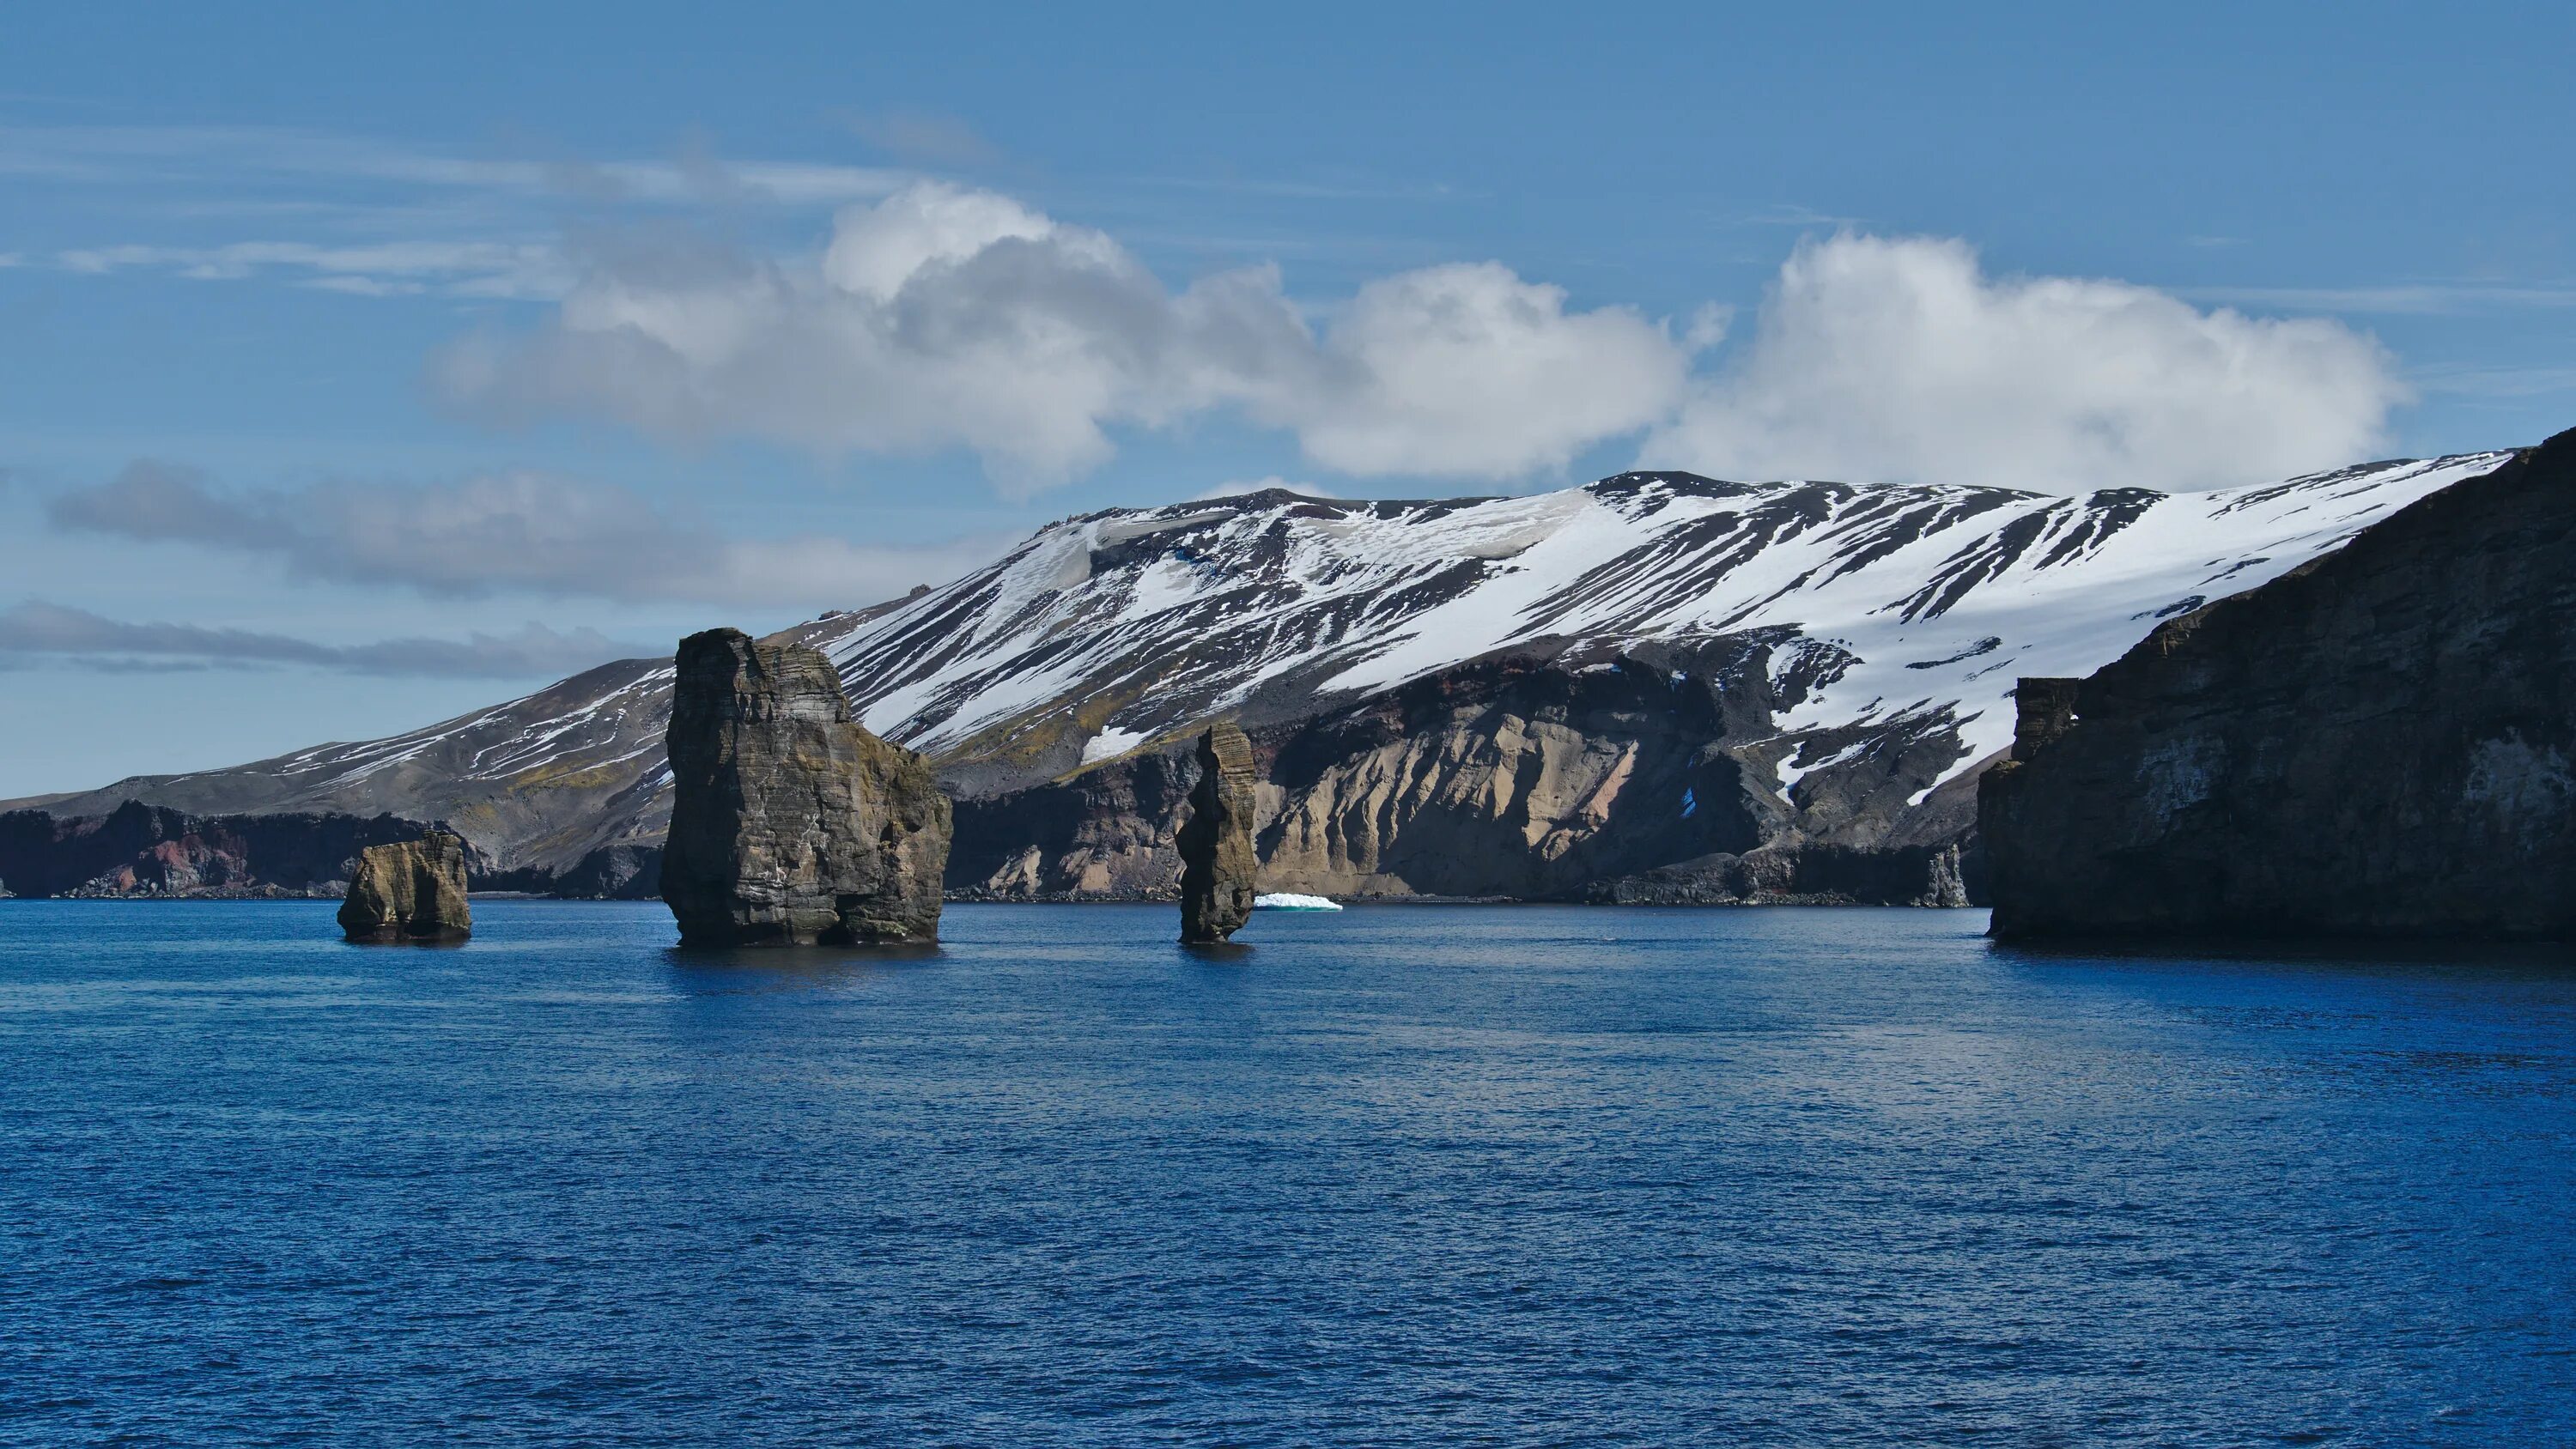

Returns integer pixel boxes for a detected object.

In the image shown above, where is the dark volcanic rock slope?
[1,453,2518,901]
[1982,433,2576,939]
[0,802,456,898]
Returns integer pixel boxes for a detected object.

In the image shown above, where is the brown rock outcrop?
[660,627,951,946]
[947,646,1978,905]
[1177,722,1258,943]
[338,834,472,942]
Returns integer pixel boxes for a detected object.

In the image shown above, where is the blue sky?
[3,1,2572,797]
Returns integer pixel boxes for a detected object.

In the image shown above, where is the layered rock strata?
[1982,432,2576,939]
[338,834,472,942]
[0,802,460,898]
[1176,723,1259,943]
[949,647,1981,904]
[661,628,951,946]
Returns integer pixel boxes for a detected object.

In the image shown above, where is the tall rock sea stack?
[1982,430,2576,940]
[1177,722,1258,943]
[338,834,472,943]
[662,628,951,946]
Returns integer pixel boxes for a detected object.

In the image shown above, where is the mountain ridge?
[3,451,2518,900]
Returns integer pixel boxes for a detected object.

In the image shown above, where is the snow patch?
[1081,726,1151,765]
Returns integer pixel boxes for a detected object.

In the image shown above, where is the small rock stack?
[661,627,951,946]
[1177,722,1259,943]
[339,834,472,943]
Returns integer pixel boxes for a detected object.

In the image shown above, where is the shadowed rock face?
[338,834,471,943]
[661,628,951,946]
[1981,429,2576,940]
[0,803,461,899]
[1177,723,1257,943]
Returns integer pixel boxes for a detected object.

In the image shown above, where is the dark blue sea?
[2,900,2571,1446]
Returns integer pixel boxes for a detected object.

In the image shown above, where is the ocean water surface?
[1,900,2570,1446]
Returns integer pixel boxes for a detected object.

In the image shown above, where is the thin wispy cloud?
[1734,203,1868,228]
[0,600,649,678]
[46,462,1009,609]
[2182,282,2576,316]
[846,108,1002,169]
[1118,172,1473,203]
[3,121,913,296]
[56,239,570,299]
[2412,364,2576,399]
[0,122,905,206]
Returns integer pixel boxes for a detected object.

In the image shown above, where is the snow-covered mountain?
[815,453,2511,791]
[9,450,2516,898]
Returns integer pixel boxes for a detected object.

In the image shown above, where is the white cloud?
[46,462,1005,610]
[1643,233,2409,492]
[437,180,1698,489]
[1286,263,1691,477]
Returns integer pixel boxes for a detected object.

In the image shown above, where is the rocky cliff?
[950,641,1983,904]
[0,801,462,898]
[339,835,473,943]
[1981,432,2576,939]
[662,628,951,945]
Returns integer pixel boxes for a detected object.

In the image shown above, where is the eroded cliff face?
[338,834,472,943]
[1982,431,2576,939]
[0,802,465,898]
[1177,723,1258,943]
[949,642,1981,904]
[662,628,951,946]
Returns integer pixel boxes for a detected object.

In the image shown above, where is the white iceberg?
[1252,892,1342,912]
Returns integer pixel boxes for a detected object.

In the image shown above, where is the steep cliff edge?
[1982,431,2576,939]
[0,802,465,898]
[951,641,1981,904]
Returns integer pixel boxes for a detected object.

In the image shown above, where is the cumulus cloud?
[47,461,1004,609]
[0,601,647,678]
[1643,233,2408,492]
[437,180,1695,489]
[1291,264,1691,477]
